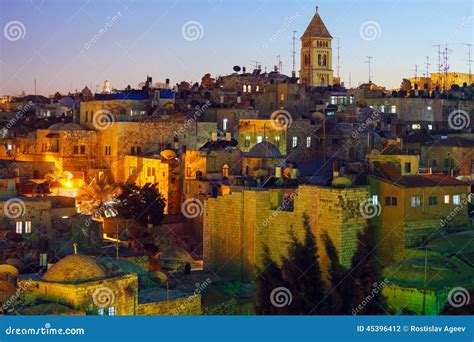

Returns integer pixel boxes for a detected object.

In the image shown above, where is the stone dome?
[160,246,194,262]
[247,141,282,158]
[43,255,106,283]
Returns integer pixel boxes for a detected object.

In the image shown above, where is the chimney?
[243,67,246,73]
[165,78,170,87]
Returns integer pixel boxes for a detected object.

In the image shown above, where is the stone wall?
[137,294,201,315]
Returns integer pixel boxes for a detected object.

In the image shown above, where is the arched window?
[322,54,327,66]
[248,85,252,93]
[243,85,247,93]
[318,54,322,66]
[304,54,310,66]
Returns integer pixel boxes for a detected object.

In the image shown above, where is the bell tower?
[300,6,333,87]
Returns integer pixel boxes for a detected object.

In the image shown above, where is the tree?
[255,245,284,315]
[322,231,351,314]
[281,214,326,314]
[113,184,166,226]
[348,221,387,315]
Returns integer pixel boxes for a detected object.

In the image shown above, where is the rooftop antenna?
[442,43,452,91]
[366,56,373,83]
[337,37,341,77]
[276,55,282,73]
[424,56,430,78]
[414,64,418,79]
[463,43,473,84]
[349,72,352,88]
[292,30,297,76]
[249,60,261,70]
[433,44,442,88]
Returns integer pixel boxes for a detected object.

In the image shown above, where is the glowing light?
[64,181,72,188]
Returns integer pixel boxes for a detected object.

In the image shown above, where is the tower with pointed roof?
[299,6,333,87]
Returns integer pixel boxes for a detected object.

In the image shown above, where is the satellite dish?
[233,66,241,72]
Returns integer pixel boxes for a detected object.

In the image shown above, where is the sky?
[0,0,472,96]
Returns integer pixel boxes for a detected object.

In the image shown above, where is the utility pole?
[463,43,473,85]
[366,56,373,83]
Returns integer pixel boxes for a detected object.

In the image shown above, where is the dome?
[247,141,282,158]
[160,246,194,262]
[332,176,352,188]
[43,255,106,283]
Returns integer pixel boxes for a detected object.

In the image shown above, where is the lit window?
[427,106,432,110]
[380,105,385,113]
[411,196,421,208]
[453,195,461,205]
[330,96,337,105]
[444,195,450,204]
[16,221,22,234]
[245,136,251,147]
[292,136,298,148]
[372,195,379,205]
[306,136,311,148]
[108,307,116,316]
[223,118,228,131]
[390,105,397,114]
[274,135,280,147]
[98,308,104,316]
[222,164,229,178]
[257,136,263,143]
[243,85,247,93]
[428,124,433,130]
[248,85,252,93]
[349,96,354,104]
[25,221,31,234]
[411,124,421,130]
[280,94,285,101]
[256,85,260,92]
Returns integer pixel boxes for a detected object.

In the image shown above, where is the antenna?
[337,37,341,77]
[442,43,452,91]
[249,60,261,70]
[276,55,282,73]
[463,43,473,85]
[366,56,373,83]
[349,72,352,88]
[414,64,418,79]
[292,30,297,76]
[424,56,430,78]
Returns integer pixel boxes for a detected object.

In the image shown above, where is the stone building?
[19,254,201,316]
[120,153,181,215]
[369,163,470,265]
[237,119,287,156]
[299,7,334,87]
[203,182,368,282]
[421,137,474,182]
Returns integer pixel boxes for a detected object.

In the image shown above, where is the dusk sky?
[0,0,472,96]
